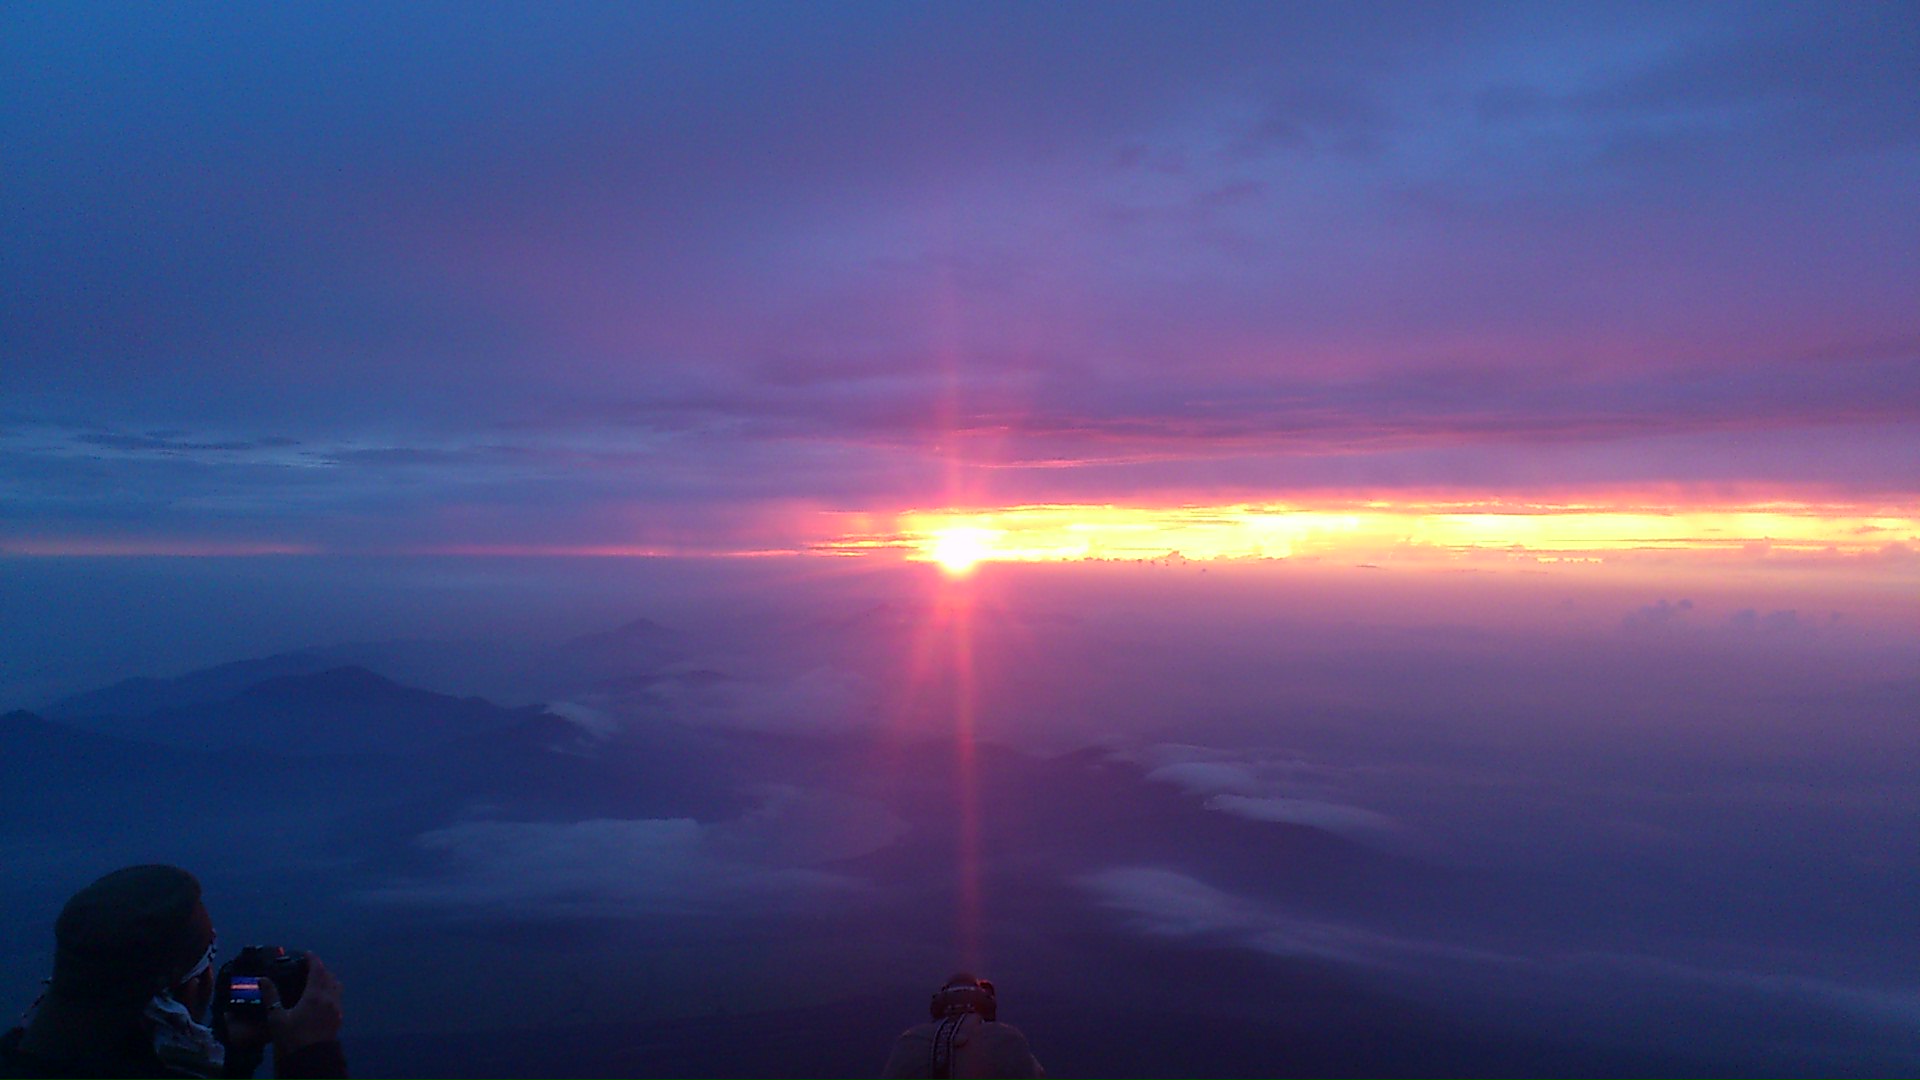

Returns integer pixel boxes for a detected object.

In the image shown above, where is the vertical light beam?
[945,572,984,970]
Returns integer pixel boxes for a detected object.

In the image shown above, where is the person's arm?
[271,1039,346,1080]
[987,1024,1044,1078]
[879,1028,930,1079]
[269,955,344,1079]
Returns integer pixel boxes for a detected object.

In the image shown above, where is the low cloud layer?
[365,786,908,915]
[1133,745,1396,841]
[1078,866,1500,969]
[1082,865,1920,1058]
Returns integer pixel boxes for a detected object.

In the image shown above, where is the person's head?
[930,971,997,1022]
[17,865,242,1075]
[48,864,217,1013]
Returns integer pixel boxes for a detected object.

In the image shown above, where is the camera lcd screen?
[228,976,264,1006]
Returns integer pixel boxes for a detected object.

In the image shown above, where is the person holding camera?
[882,972,1045,1078]
[0,865,345,1079]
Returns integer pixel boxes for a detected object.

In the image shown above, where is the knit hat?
[930,971,997,1021]
[48,865,216,1005]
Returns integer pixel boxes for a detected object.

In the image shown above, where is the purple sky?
[3,2,1917,553]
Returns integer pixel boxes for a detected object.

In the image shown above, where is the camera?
[215,946,310,1019]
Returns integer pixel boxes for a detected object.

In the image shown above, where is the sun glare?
[930,527,996,575]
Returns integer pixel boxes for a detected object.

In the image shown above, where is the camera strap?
[929,1011,969,1079]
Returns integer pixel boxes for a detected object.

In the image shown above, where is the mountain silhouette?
[558,617,684,665]
[42,651,341,719]
[95,665,543,754]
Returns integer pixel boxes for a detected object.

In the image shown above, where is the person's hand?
[268,954,343,1053]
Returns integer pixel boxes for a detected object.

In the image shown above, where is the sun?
[929,527,995,575]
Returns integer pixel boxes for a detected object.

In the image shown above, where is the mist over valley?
[3,557,1913,1076]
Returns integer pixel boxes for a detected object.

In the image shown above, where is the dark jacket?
[1,1022,345,1079]
[882,1012,1045,1078]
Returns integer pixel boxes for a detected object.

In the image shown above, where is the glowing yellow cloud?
[845,500,1920,569]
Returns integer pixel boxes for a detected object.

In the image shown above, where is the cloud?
[4,5,1916,550]
[1078,866,1503,968]
[1200,793,1396,834]
[73,432,302,455]
[1082,868,1920,1048]
[1623,597,1692,631]
[544,700,620,741]
[1142,760,1262,795]
[1133,744,1393,840]
[1566,950,1920,1039]
[373,817,718,909]
[1725,608,1834,637]
[643,667,877,734]
[363,786,907,915]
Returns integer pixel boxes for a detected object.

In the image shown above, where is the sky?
[4,2,1919,567]
[4,10,1918,1071]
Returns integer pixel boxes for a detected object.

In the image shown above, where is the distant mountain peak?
[241,664,403,697]
[551,617,689,683]
[561,616,678,650]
